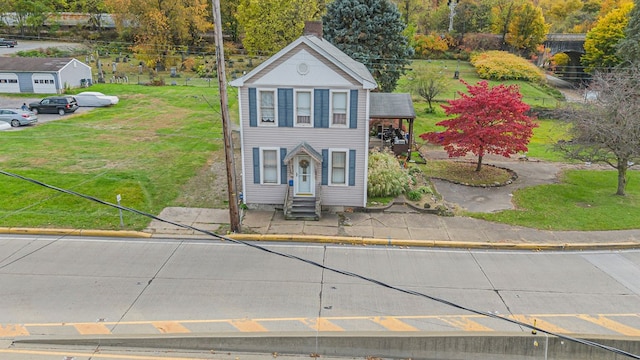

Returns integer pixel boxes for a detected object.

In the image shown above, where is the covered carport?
[369,93,417,161]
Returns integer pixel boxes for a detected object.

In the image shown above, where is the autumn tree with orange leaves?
[420,81,538,172]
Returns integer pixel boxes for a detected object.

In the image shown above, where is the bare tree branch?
[554,66,640,195]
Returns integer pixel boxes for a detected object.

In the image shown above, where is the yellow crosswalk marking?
[510,315,569,334]
[439,317,494,332]
[302,318,344,331]
[372,316,418,331]
[577,315,640,336]
[74,323,111,335]
[9,313,640,338]
[152,321,191,333]
[230,319,268,332]
[0,324,29,337]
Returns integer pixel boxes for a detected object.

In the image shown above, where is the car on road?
[29,96,79,115]
[73,91,119,107]
[0,38,17,47]
[0,108,38,127]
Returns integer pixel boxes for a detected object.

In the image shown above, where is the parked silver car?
[0,108,38,127]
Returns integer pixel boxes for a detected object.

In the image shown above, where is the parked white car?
[74,91,119,107]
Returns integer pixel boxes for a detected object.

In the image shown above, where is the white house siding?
[59,59,92,89]
[239,87,369,207]
[249,44,361,88]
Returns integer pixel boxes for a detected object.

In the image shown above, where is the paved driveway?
[0,96,93,130]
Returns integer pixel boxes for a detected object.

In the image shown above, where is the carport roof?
[0,57,76,72]
[369,93,416,119]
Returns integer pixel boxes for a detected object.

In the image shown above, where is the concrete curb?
[0,227,151,238]
[13,332,640,360]
[2,227,640,251]
[228,234,640,251]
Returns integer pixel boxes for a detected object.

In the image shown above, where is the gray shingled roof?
[369,93,416,119]
[0,57,75,72]
[283,141,323,164]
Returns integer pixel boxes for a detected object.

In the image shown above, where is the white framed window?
[261,148,279,184]
[295,90,312,126]
[329,149,348,186]
[258,89,276,125]
[330,91,348,127]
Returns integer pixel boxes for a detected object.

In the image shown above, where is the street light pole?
[212,0,241,232]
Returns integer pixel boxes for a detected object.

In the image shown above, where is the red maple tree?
[420,81,538,171]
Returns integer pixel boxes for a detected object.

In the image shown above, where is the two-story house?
[230,23,377,220]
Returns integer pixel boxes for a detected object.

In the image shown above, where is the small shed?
[369,93,417,160]
[0,57,92,94]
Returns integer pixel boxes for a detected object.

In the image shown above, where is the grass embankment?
[0,83,229,230]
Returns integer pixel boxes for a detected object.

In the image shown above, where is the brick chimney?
[304,21,323,38]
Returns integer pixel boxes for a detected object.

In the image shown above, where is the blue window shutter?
[314,89,329,128]
[321,149,329,185]
[249,88,257,127]
[278,88,293,127]
[349,90,358,128]
[253,147,260,184]
[280,147,287,184]
[349,150,356,186]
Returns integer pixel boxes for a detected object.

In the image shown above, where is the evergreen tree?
[323,0,414,92]
[616,1,640,65]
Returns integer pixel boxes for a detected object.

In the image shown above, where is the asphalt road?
[1,235,638,334]
[0,39,84,56]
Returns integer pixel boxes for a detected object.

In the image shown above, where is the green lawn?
[401,60,566,162]
[2,59,637,232]
[402,59,639,231]
[471,170,640,230]
[0,83,229,230]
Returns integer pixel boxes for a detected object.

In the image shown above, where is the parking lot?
[0,96,93,130]
[0,40,91,130]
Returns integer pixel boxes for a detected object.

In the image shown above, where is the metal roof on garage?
[369,93,416,119]
[0,57,76,72]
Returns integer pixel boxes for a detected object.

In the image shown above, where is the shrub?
[471,51,546,83]
[461,33,502,52]
[367,149,411,197]
[406,190,422,201]
[182,57,197,72]
[412,33,449,59]
[552,53,570,67]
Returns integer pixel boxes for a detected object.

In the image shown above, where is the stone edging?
[431,162,518,188]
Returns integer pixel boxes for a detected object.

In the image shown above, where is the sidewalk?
[143,206,640,250]
[142,154,640,250]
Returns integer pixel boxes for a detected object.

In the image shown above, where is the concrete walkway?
[142,206,640,250]
[141,154,640,249]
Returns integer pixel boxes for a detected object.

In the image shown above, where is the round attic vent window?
[297,62,309,75]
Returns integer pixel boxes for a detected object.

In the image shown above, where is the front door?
[294,155,314,196]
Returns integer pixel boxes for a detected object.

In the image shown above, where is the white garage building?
[0,57,92,94]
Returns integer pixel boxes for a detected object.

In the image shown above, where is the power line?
[0,169,638,359]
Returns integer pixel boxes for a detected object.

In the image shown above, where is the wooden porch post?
[407,118,414,162]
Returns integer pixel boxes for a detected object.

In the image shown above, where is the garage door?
[0,73,20,93]
[32,73,57,94]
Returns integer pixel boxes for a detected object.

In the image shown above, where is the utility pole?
[212,0,241,232]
